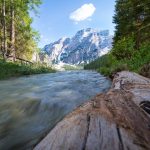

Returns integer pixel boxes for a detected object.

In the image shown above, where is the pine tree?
[113,0,150,58]
[0,0,42,61]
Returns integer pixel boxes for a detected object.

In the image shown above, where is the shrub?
[112,36,135,60]
[84,36,150,78]
[139,63,150,78]
[127,42,150,71]
[98,67,111,76]
[0,60,55,80]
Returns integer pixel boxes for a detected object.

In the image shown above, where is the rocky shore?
[34,71,150,150]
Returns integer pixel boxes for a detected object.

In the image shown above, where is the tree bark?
[10,0,15,62]
[0,3,3,56]
[2,0,7,60]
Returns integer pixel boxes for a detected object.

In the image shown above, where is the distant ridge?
[42,28,113,64]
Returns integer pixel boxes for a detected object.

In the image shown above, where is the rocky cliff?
[42,28,113,64]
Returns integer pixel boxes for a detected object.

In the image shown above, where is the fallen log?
[34,71,150,150]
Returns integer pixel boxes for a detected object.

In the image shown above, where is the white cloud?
[70,3,96,23]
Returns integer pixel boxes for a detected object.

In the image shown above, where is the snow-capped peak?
[42,28,113,64]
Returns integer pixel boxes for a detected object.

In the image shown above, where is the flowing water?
[0,71,111,150]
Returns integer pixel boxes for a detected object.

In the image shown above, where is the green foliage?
[84,41,150,77]
[63,64,82,70]
[84,0,150,78]
[0,59,55,80]
[112,36,135,60]
[0,0,42,61]
[84,54,117,70]
[98,67,111,76]
[113,0,150,47]
[84,54,121,76]
[127,42,150,71]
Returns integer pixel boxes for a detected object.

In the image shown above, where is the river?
[0,71,111,150]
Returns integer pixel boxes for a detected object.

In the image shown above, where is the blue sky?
[32,0,116,48]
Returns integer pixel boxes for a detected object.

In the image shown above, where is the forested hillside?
[0,0,41,61]
[0,0,55,79]
[84,0,150,78]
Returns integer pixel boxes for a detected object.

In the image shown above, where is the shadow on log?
[34,71,150,150]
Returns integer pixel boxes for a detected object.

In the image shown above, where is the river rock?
[34,71,150,150]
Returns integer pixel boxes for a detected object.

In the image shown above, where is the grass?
[63,64,83,70]
[0,60,56,80]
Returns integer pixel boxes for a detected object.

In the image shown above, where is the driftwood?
[34,71,150,150]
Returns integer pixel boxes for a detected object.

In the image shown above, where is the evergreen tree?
[113,0,150,58]
[0,0,42,61]
[113,0,150,59]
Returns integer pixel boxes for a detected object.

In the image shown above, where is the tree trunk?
[2,0,7,60]
[10,0,15,62]
[0,3,3,57]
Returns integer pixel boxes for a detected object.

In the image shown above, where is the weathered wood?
[34,71,150,150]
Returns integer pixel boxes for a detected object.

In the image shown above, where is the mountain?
[42,28,113,64]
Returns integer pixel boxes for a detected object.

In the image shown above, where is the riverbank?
[84,41,150,79]
[0,60,55,80]
[34,71,150,150]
